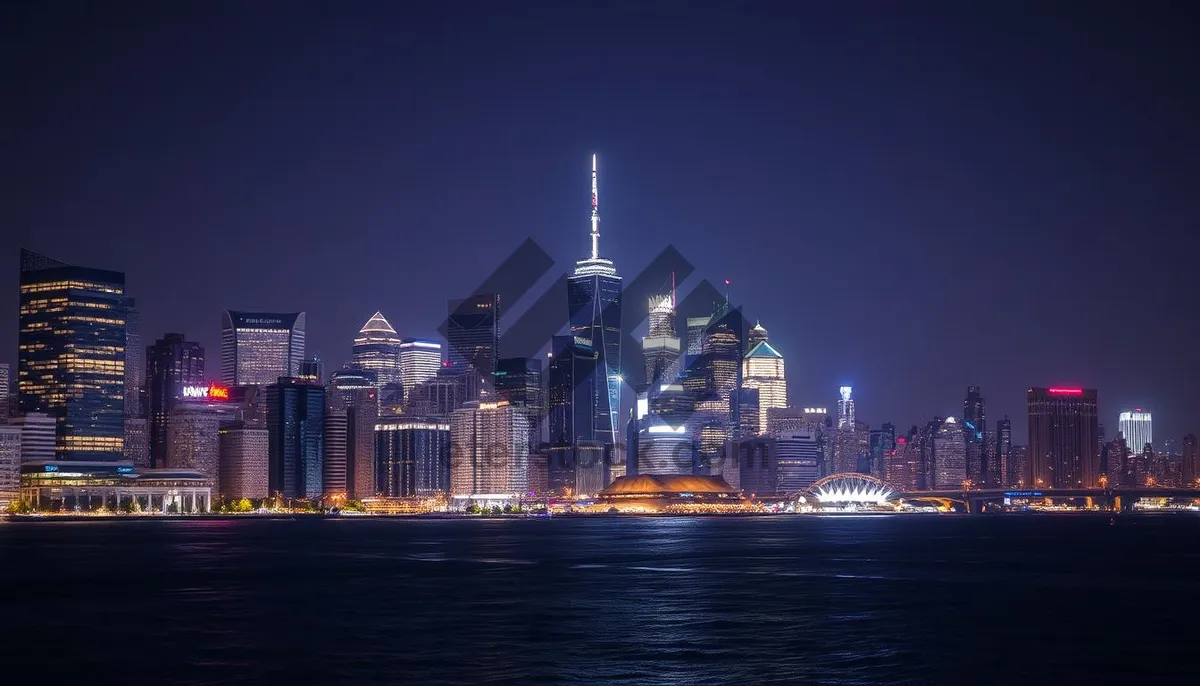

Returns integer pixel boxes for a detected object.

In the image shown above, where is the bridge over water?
[899,487,1200,513]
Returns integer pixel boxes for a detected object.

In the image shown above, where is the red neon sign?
[1048,387,1083,395]
[209,384,230,400]
[896,437,907,445]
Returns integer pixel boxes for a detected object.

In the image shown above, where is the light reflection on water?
[1,514,1199,684]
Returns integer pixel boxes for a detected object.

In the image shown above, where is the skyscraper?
[327,370,379,499]
[1026,387,1099,488]
[298,355,324,383]
[167,405,224,486]
[218,421,269,500]
[932,416,967,489]
[742,323,786,435]
[495,356,544,447]
[963,386,986,484]
[1118,410,1152,454]
[146,333,205,468]
[399,338,442,400]
[220,311,306,386]
[323,404,348,497]
[0,362,10,406]
[643,293,681,387]
[545,336,603,493]
[124,299,144,418]
[446,293,500,396]
[837,386,855,429]
[868,423,896,478]
[374,419,451,497]
[123,417,150,467]
[265,378,325,500]
[777,430,822,492]
[567,154,622,451]
[450,400,530,499]
[352,312,403,387]
[10,413,55,462]
[0,426,20,509]
[18,249,127,461]
[996,417,1013,487]
[1182,434,1198,488]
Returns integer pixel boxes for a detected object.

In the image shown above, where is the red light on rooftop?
[1048,387,1083,395]
[896,437,907,444]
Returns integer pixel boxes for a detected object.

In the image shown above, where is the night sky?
[3,2,1198,441]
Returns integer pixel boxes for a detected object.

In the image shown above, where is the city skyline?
[3,4,1197,440]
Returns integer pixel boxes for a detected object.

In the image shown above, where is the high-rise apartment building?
[0,362,10,406]
[567,154,622,451]
[220,311,306,386]
[1026,387,1099,488]
[218,420,269,500]
[1117,410,1152,454]
[495,356,544,438]
[374,419,451,497]
[742,322,786,436]
[868,423,896,478]
[886,433,920,491]
[399,338,442,400]
[265,378,325,500]
[146,333,205,468]
[932,416,967,489]
[18,249,127,460]
[353,312,402,387]
[449,400,530,498]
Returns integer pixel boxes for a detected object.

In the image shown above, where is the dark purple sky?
[4,2,1198,442]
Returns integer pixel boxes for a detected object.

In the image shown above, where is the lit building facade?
[375,419,451,497]
[265,378,325,500]
[963,386,986,484]
[777,430,822,492]
[636,423,696,476]
[220,311,306,386]
[124,299,143,418]
[19,462,211,513]
[328,370,379,499]
[11,412,56,462]
[1027,387,1100,488]
[996,417,1013,487]
[546,335,601,490]
[352,311,403,387]
[1183,434,1198,487]
[167,404,226,488]
[837,386,855,429]
[123,417,150,468]
[1118,410,1152,454]
[399,338,442,400]
[495,356,544,447]
[146,333,205,468]
[18,249,127,461]
[932,416,967,489]
[567,154,622,452]
[868,423,895,478]
[742,323,786,435]
[0,425,20,509]
[218,421,269,500]
[0,362,9,404]
[643,294,681,387]
[449,400,530,499]
[323,406,348,496]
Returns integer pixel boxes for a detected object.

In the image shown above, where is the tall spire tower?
[568,153,623,478]
[590,153,600,260]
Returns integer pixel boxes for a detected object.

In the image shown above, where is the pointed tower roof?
[745,340,783,360]
[750,320,768,338]
[359,311,397,336]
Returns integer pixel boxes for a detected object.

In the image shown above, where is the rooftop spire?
[590,153,600,260]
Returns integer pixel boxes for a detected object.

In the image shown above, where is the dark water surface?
[3,514,1199,684]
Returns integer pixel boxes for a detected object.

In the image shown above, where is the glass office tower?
[18,249,127,461]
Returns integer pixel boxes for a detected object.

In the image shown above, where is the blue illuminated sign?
[117,466,134,473]
[1005,491,1043,497]
[44,465,58,472]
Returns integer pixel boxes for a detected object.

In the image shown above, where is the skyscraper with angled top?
[19,249,128,461]
[221,311,305,386]
[742,321,786,435]
[353,311,402,387]
[567,154,622,450]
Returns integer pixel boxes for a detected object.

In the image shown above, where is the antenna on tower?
[590,153,600,260]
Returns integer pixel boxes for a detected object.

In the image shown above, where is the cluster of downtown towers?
[10,163,1199,503]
